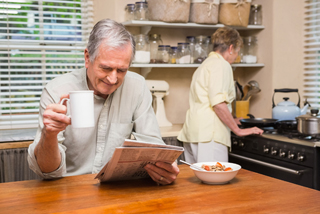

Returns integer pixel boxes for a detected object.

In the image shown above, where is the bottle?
[134,2,148,21]
[170,46,178,64]
[249,4,262,25]
[156,45,169,63]
[193,35,208,63]
[242,36,258,63]
[149,34,161,63]
[177,43,191,64]
[186,36,195,63]
[125,4,135,21]
[133,34,150,64]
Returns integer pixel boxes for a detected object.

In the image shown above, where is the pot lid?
[277,97,296,106]
[296,109,320,121]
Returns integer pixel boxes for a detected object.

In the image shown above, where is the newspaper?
[95,139,184,182]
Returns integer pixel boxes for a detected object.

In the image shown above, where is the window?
[0,0,94,130]
[304,0,320,108]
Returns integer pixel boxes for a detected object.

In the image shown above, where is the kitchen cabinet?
[123,20,265,77]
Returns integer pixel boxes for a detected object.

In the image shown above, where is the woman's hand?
[234,117,243,125]
[233,126,264,137]
[144,161,180,185]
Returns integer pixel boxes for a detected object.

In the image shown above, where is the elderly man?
[28,19,179,185]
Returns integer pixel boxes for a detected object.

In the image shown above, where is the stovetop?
[248,127,320,147]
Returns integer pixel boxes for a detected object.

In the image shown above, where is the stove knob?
[239,142,245,147]
[288,151,295,159]
[263,146,269,154]
[279,149,286,158]
[297,153,305,162]
[271,148,278,156]
[232,139,238,146]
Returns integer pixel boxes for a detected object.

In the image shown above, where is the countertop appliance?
[146,80,172,127]
[229,127,320,190]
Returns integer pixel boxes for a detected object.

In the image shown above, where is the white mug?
[60,91,94,128]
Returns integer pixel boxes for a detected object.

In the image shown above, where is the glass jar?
[170,46,178,64]
[206,36,213,55]
[193,35,208,63]
[149,34,161,63]
[156,45,169,64]
[186,36,195,63]
[133,34,150,64]
[177,43,191,64]
[125,4,135,21]
[249,4,262,25]
[134,2,148,21]
[242,36,258,63]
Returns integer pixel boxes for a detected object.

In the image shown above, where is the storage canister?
[189,0,220,24]
[146,0,191,23]
[134,2,149,21]
[218,0,252,27]
[156,45,169,63]
[170,46,178,64]
[186,36,195,63]
[193,35,208,63]
[242,36,257,63]
[133,34,150,64]
[249,4,262,25]
[149,34,162,63]
[177,43,191,64]
[125,4,135,21]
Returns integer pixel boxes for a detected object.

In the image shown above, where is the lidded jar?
[133,34,150,64]
[193,35,208,63]
[249,4,262,25]
[134,2,148,21]
[170,46,178,64]
[149,34,161,63]
[177,43,191,64]
[242,36,258,63]
[186,36,195,63]
[156,45,169,63]
[125,4,135,21]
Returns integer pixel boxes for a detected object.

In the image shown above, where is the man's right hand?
[42,94,71,135]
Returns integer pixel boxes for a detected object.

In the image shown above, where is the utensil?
[248,80,260,89]
[240,114,278,128]
[296,109,320,136]
[242,84,251,100]
[242,86,261,101]
[179,160,206,171]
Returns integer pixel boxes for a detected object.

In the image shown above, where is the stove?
[229,128,320,190]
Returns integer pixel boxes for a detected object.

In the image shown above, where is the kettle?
[272,88,310,120]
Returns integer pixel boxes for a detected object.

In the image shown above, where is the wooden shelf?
[122,20,265,31]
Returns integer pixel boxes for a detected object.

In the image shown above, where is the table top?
[1,165,320,213]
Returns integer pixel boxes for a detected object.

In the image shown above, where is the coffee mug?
[60,91,94,128]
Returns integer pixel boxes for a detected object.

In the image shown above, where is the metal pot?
[296,109,320,135]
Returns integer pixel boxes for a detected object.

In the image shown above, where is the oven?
[229,132,320,190]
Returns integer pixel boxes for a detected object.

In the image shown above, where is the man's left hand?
[144,161,180,185]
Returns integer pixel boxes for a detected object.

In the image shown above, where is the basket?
[218,0,251,27]
[189,0,220,24]
[147,0,191,23]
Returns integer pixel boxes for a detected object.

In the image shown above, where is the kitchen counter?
[0,124,183,150]
[1,165,320,213]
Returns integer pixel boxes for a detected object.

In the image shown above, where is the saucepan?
[240,114,278,128]
[296,109,320,136]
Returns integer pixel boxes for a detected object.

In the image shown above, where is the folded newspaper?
[95,139,184,182]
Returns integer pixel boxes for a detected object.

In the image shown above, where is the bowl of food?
[190,162,241,184]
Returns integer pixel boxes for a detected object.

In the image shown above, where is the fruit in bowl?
[190,162,241,184]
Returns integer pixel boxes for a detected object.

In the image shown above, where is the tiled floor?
[0,128,37,142]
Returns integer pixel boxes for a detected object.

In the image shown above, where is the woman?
[178,27,263,163]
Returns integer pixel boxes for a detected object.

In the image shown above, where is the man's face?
[84,43,132,99]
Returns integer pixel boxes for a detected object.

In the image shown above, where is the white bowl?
[191,162,241,185]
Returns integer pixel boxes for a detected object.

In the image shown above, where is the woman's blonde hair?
[211,27,242,53]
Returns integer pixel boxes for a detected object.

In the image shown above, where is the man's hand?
[144,161,180,185]
[43,94,71,135]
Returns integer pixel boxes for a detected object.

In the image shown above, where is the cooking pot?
[240,114,278,128]
[296,109,320,136]
[272,88,310,120]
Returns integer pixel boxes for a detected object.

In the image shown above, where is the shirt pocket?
[108,122,134,147]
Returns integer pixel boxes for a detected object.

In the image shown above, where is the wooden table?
[1,165,320,213]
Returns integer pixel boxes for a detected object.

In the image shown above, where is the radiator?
[0,148,41,183]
